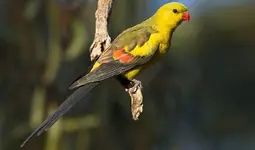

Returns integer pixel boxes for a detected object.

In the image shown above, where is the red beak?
[182,12,190,21]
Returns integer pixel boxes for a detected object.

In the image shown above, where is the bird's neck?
[149,17,178,54]
[157,24,176,49]
[142,16,179,53]
[146,16,178,41]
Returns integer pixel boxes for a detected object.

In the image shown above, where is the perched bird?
[21,2,190,147]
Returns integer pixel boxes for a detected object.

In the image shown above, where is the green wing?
[69,26,159,89]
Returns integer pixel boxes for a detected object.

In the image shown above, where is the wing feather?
[69,26,159,89]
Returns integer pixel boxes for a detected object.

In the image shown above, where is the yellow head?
[152,2,190,30]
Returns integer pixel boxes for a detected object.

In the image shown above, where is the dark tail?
[21,82,98,147]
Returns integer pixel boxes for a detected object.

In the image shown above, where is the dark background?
[1,0,255,150]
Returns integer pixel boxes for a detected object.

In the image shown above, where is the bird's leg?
[116,75,143,120]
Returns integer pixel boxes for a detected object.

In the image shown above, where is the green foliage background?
[1,0,255,150]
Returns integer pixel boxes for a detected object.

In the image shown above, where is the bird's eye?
[173,9,178,14]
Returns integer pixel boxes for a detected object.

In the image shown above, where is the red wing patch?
[99,50,113,63]
[113,49,135,63]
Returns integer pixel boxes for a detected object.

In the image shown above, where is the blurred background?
[1,0,255,150]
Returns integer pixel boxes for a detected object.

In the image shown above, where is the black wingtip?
[20,136,32,148]
[20,142,27,148]
[20,128,41,148]
[20,136,31,147]
[20,143,25,148]
[69,82,78,89]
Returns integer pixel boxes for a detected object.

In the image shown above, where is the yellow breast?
[124,66,143,80]
[124,34,171,80]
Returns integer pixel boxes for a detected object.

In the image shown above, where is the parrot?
[21,2,190,147]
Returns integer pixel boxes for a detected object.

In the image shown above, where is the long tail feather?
[21,82,98,147]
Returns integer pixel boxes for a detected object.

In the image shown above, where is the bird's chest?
[123,33,171,80]
[158,42,170,54]
[158,31,172,53]
[123,43,170,80]
[148,42,170,67]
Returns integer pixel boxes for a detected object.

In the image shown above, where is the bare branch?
[91,0,144,120]
[126,79,143,120]
[90,0,113,61]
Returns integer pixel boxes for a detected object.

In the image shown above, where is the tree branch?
[126,79,143,120]
[90,0,113,61]
[90,0,143,120]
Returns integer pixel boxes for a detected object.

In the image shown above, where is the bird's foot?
[125,79,143,93]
